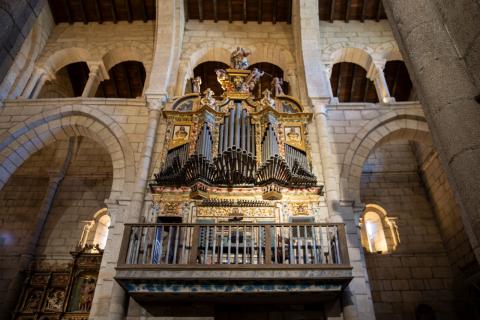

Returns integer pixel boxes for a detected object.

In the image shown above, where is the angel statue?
[260,89,275,108]
[192,76,202,93]
[230,47,251,70]
[271,77,284,96]
[245,68,264,90]
[200,88,217,109]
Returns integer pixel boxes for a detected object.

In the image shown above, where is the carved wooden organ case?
[151,58,324,222]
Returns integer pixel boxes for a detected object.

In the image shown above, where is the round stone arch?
[101,45,151,73]
[40,47,92,74]
[382,49,403,62]
[340,114,432,204]
[0,107,136,200]
[329,47,374,73]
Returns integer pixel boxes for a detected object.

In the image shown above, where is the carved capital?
[146,94,168,111]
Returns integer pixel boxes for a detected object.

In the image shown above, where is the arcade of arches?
[0,1,479,320]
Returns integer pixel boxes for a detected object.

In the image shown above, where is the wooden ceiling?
[185,0,386,23]
[330,62,379,103]
[185,0,292,23]
[318,0,387,22]
[48,0,156,24]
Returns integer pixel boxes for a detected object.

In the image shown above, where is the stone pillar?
[367,61,395,104]
[82,62,108,98]
[89,200,130,320]
[21,66,55,99]
[382,0,480,262]
[174,61,189,97]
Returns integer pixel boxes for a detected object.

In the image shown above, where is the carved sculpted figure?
[271,77,284,96]
[260,89,275,108]
[200,88,217,108]
[192,76,202,93]
[230,47,250,70]
[245,68,264,91]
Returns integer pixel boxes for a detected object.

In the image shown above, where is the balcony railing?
[118,223,349,267]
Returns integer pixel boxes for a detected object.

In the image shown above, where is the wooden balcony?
[115,223,353,308]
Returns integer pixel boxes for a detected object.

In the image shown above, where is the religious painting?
[22,289,43,312]
[67,274,97,312]
[44,289,65,312]
[284,125,304,150]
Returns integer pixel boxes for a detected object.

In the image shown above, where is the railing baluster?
[250,225,255,264]
[289,226,294,264]
[204,225,210,264]
[243,225,247,264]
[326,225,332,264]
[235,226,239,264]
[265,225,271,264]
[212,225,217,264]
[304,225,308,264]
[312,225,318,264]
[173,225,180,264]
[281,225,286,264]
[296,225,301,264]
[165,226,173,264]
[227,225,232,264]
[189,225,199,264]
[219,225,224,264]
[273,226,278,264]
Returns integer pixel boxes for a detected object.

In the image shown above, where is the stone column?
[21,66,55,99]
[174,61,189,97]
[82,62,108,97]
[367,61,395,104]
[89,200,130,320]
[382,0,480,262]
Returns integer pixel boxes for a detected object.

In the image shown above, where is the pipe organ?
[151,48,323,221]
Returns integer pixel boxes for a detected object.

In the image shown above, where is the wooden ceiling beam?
[376,0,382,21]
[198,0,204,22]
[79,0,88,24]
[329,0,336,23]
[213,0,218,22]
[363,78,370,102]
[243,0,247,23]
[287,0,292,23]
[336,63,342,98]
[345,0,352,22]
[349,65,357,101]
[94,0,103,23]
[257,0,262,23]
[272,0,277,24]
[111,0,118,23]
[123,64,133,98]
[228,0,232,23]
[361,0,367,22]
[391,63,400,98]
[126,0,133,23]
[63,0,73,24]
[184,0,189,21]
[141,0,148,22]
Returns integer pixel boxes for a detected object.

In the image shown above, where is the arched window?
[384,60,414,101]
[192,61,230,97]
[363,211,388,253]
[360,204,400,253]
[93,214,111,249]
[95,61,146,98]
[38,62,89,98]
[330,62,378,103]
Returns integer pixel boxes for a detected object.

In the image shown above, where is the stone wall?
[361,141,456,320]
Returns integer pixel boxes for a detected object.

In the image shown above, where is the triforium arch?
[41,47,92,75]
[101,46,151,73]
[0,108,136,199]
[340,113,432,204]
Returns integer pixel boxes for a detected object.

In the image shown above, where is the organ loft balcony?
[115,222,353,309]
